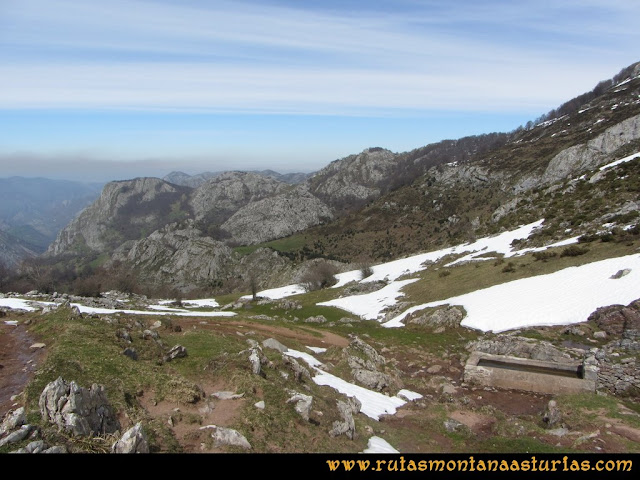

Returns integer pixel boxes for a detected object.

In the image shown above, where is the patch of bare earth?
[138,379,249,452]
[0,319,45,419]
[178,318,349,349]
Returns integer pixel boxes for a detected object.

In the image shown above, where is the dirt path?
[179,318,350,348]
[0,320,45,419]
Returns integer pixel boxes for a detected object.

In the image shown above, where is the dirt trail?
[0,321,44,419]
[179,318,350,348]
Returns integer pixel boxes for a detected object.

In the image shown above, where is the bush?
[301,262,339,292]
[73,276,102,297]
[502,262,516,273]
[532,251,557,262]
[560,245,589,257]
[360,263,374,280]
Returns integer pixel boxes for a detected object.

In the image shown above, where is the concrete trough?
[464,352,597,395]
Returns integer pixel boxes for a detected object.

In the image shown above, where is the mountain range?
[4,61,640,296]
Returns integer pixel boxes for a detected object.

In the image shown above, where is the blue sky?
[1,0,639,182]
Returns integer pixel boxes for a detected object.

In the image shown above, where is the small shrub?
[532,251,557,262]
[301,262,339,292]
[360,264,374,280]
[502,262,516,273]
[560,245,589,257]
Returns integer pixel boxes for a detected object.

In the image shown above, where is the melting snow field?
[71,304,236,318]
[363,436,400,453]
[0,298,40,312]
[285,349,422,421]
[383,254,640,332]
[318,279,418,320]
[0,297,235,318]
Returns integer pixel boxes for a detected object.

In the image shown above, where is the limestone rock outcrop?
[39,377,120,436]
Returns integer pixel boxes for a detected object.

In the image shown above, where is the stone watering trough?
[463,352,597,395]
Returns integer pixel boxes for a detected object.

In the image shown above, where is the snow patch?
[318,279,418,320]
[363,436,400,453]
[383,254,640,332]
[285,349,411,420]
[598,152,640,172]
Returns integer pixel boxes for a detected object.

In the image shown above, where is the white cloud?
[1,0,638,115]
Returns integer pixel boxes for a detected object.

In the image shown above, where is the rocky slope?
[39,62,640,293]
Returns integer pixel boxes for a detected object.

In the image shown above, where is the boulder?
[210,426,252,450]
[0,425,35,447]
[286,392,313,422]
[406,306,464,329]
[542,400,563,428]
[39,377,120,436]
[283,356,312,382]
[249,348,262,375]
[164,345,187,362]
[12,440,46,454]
[444,418,465,433]
[329,397,361,440]
[123,347,138,361]
[352,369,393,391]
[0,407,26,436]
[112,422,149,453]
[588,302,640,337]
[262,338,289,353]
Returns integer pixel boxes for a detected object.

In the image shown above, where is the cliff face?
[190,172,287,223]
[221,186,334,245]
[46,177,190,257]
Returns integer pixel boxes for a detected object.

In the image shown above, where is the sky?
[1,0,639,182]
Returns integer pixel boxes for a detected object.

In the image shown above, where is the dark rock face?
[587,302,640,337]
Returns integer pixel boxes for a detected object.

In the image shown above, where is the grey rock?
[329,397,361,439]
[542,400,563,428]
[116,329,132,343]
[0,407,26,436]
[42,445,68,453]
[352,369,393,392]
[248,347,269,375]
[38,377,120,436]
[304,315,327,324]
[211,426,252,450]
[112,422,149,453]
[0,425,35,447]
[211,391,244,400]
[262,338,289,353]
[123,347,138,361]
[142,329,159,340]
[12,440,46,453]
[254,401,265,410]
[164,345,187,362]
[611,269,631,279]
[283,356,312,382]
[286,392,313,422]
[444,418,465,433]
[406,306,464,328]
